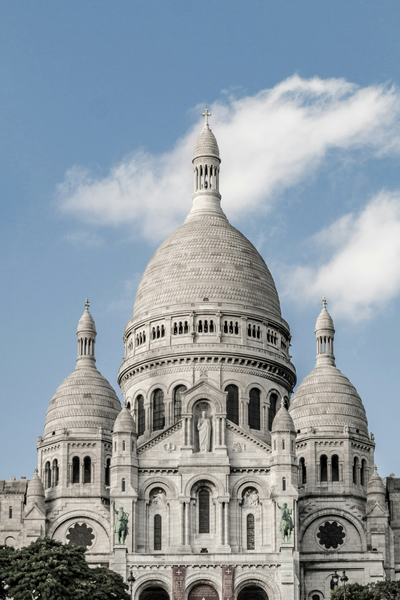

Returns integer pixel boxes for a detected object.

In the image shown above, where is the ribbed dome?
[315,306,335,334]
[289,364,368,435]
[367,466,386,498]
[193,124,220,160]
[113,406,136,433]
[132,213,281,320]
[271,400,295,433]
[77,300,96,335]
[27,469,45,499]
[44,365,121,438]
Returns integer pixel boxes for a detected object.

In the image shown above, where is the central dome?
[132,212,282,320]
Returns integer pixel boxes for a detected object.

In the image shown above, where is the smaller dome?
[193,124,220,161]
[27,468,45,499]
[367,466,386,498]
[271,399,295,433]
[77,299,96,335]
[113,407,136,433]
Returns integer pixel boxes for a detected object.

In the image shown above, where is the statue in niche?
[197,409,211,452]
[278,502,294,543]
[151,489,166,505]
[243,488,259,506]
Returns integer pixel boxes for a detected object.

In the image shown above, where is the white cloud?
[57,75,400,242]
[281,191,400,320]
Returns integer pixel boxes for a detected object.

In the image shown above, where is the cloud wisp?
[281,191,400,321]
[57,75,400,242]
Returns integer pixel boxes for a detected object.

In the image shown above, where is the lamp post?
[127,568,136,599]
[330,571,340,591]
[340,570,348,600]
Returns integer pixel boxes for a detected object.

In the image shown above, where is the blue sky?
[2,1,400,479]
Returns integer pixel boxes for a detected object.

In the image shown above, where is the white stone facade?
[1,116,399,600]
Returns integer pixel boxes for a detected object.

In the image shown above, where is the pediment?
[366,501,389,518]
[24,503,46,520]
[182,379,227,414]
[138,420,183,456]
[226,421,271,455]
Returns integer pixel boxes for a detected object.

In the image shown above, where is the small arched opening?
[173,385,187,422]
[139,588,169,600]
[320,455,328,482]
[248,388,261,430]
[137,394,145,437]
[268,393,278,431]
[299,457,307,485]
[83,456,91,484]
[152,389,165,431]
[332,455,340,482]
[72,456,80,484]
[238,585,269,600]
[225,384,239,425]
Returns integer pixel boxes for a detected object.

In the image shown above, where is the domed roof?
[271,399,295,433]
[367,466,385,498]
[44,365,121,438]
[133,213,281,320]
[113,406,136,433]
[27,468,45,499]
[289,363,368,435]
[77,299,96,335]
[193,124,220,161]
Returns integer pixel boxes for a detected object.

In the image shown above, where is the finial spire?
[321,296,327,309]
[85,298,90,311]
[202,106,211,126]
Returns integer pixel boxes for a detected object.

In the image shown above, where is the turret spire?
[202,106,211,126]
[315,297,335,366]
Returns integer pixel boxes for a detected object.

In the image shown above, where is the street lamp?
[330,571,340,590]
[340,570,349,600]
[127,568,136,598]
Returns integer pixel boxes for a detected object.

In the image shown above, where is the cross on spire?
[85,298,90,311]
[202,106,211,126]
[321,296,327,309]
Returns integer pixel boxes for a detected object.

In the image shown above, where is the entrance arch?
[139,587,169,600]
[238,586,269,600]
[189,584,219,600]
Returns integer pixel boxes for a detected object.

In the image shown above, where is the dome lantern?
[76,298,97,368]
[315,297,335,366]
[189,107,225,220]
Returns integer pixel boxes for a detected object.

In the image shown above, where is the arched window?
[137,395,145,436]
[268,393,278,431]
[299,458,307,485]
[83,457,91,484]
[198,488,210,533]
[44,461,51,489]
[248,388,260,430]
[282,477,286,491]
[247,514,255,550]
[152,389,165,431]
[282,439,285,450]
[332,455,339,482]
[174,385,187,422]
[72,457,80,484]
[234,322,239,335]
[312,595,321,600]
[184,321,188,334]
[198,320,203,333]
[320,455,328,482]
[361,459,366,486]
[209,320,214,333]
[154,514,162,551]
[353,457,359,484]
[52,459,59,487]
[8,507,12,519]
[224,321,228,333]
[225,385,239,425]
[122,478,125,492]
[105,458,110,487]
[122,440,126,451]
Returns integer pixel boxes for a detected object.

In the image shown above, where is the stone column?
[224,502,229,546]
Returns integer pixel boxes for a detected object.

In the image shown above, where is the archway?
[139,587,169,600]
[238,585,269,600]
[189,584,219,600]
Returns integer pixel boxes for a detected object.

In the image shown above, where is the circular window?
[317,521,345,550]
[66,522,95,548]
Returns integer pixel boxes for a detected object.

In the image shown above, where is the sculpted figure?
[151,489,166,505]
[197,410,211,452]
[278,502,294,543]
[244,488,259,506]
[113,502,129,545]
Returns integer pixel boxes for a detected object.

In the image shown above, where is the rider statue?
[113,502,129,545]
[278,502,294,543]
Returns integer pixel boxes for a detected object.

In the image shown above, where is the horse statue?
[278,502,294,543]
[113,502,129,544]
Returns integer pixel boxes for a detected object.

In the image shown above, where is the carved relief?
[242,487,259,507]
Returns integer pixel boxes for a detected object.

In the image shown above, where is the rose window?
[66,522,95,548]
[317,521,345,549]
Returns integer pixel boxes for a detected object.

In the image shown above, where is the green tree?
[0,545,15,600]
[0,538,130,600]
[331,580,400,600]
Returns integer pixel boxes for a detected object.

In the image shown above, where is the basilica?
[2,113,399,600]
